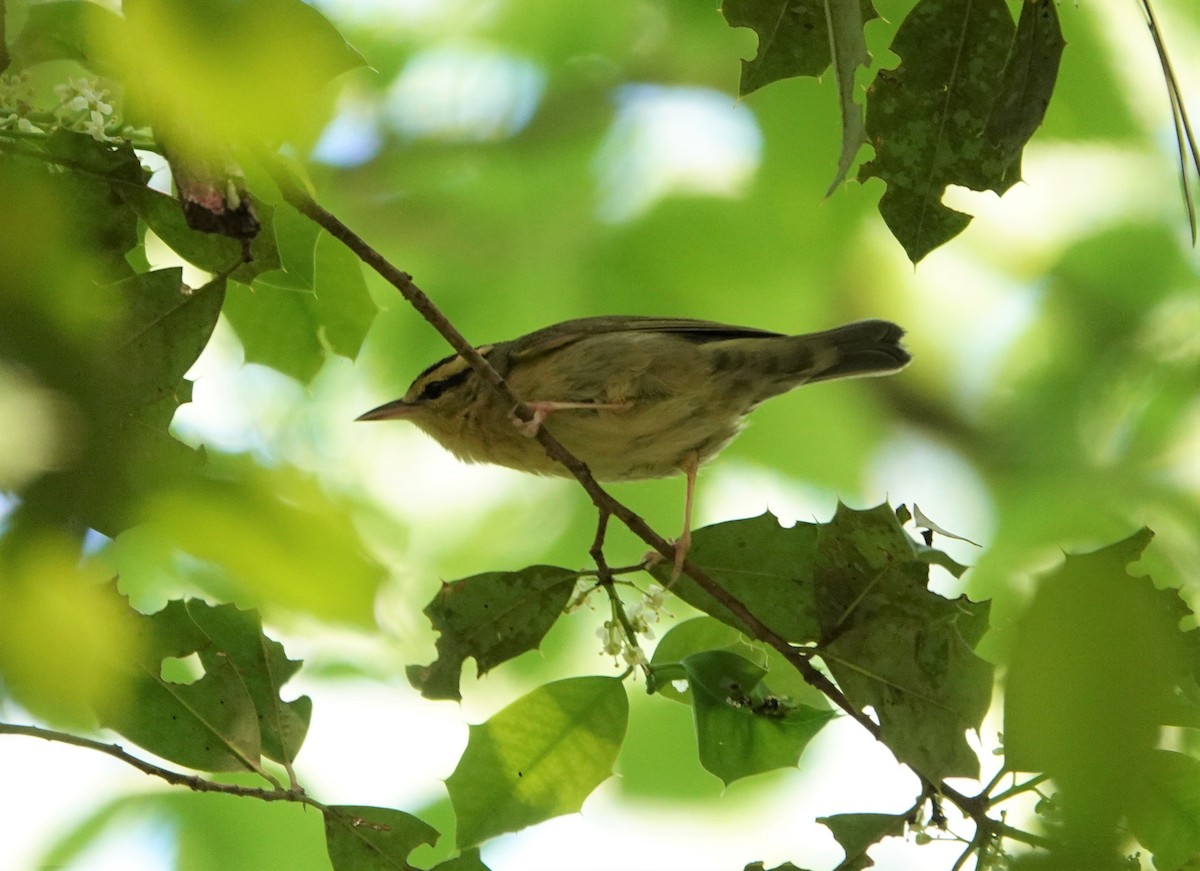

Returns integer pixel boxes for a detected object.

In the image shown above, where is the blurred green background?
[1,0,1198,868]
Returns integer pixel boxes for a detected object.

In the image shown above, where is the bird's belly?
[543,401,743,481]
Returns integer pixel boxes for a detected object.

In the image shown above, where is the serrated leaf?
[447,676,628,847]
[683,650,836,784]
[185,601,311,769]
[817,813,907,871]
[1005,529,1193,837]
[323,805,438,871]
[650,512,822,643]
[821,606,992,780]
[1126,750,1200,871]
[95,599,262,772]
[407,566,579,701]
[722,0,878,97]
[859,0,1017,262]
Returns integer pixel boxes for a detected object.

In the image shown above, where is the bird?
[358,316,910,572]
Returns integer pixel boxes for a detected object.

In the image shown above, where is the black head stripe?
[418,365,472,401]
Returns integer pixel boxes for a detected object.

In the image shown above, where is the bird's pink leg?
[514,400,630,437]
[672,452,700,581]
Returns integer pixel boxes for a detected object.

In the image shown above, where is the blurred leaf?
[859,0,1018,262]
[817,812,907,871]
[744,863,810,871]
[137,461,385,624]
[41,790,328,871]
[447,676,628,847]
[185,601,312,769]
[1005,529,1193,843]
[1126,750,1200,871]
[7,0,125,74]
[113,0,365,151]
[0,537,137,726]
[682,649,836,784]
[323,805,438,871]
[95,599,263,772]
[407,566,579,701]
[722,0,878,97]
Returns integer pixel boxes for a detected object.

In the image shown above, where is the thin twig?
[0,722,321,809]
[1140,0,1200,242]
[260,159,1057,857]
[988,773,1049,807]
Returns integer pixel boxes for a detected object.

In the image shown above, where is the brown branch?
[262,157,1053,857]
[0,722,322,809]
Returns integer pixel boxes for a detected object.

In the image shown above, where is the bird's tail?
[801,319,910,383]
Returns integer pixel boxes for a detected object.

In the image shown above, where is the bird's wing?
[504,316,784,363]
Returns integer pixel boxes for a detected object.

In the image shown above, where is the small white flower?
[622,645,648,668]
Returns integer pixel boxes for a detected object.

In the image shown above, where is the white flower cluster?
[0,71,38,133]
[594,583,668,669]
[0,74,123,142]
[53,77,118,141]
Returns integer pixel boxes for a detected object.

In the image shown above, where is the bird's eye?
[417,367,471,402]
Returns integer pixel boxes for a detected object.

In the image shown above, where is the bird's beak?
[356,399,418,421]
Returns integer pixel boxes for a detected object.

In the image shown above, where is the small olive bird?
[358,316,910,570]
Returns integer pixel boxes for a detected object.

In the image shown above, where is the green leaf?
[820,604,992,781]
[184,601,312,769]
[120,184,282,283]
[323,806,438,871]
[1005,529,1193,841]
[116,0,366,148]
[983,0,1064,166]
[447,676,628,847]
[817,813,907,871]
[651,512,823,643]
[721,0,878,97]
[744,863,811,871]
[858,0,1017,262]
[95,599,263,772]
[825,0,873,194]
[407,565,579,701]
[1126,750,1200,871]
[429,850,491,871]
[650,616,758,703]
[223,224,376,382]
[814,504,993,781]
[682,650,836,784]
[7,0,126,74]
[311,231,378,360]
[137,461,385,624]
